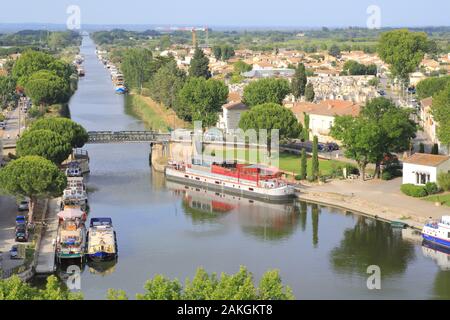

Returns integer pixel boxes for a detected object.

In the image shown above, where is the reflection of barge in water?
[422,240,450,271]
[165,159,294,202]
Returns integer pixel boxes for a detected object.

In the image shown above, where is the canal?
[65,35,450,300]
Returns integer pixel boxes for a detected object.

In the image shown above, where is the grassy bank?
[205,146,347,177]
[125,93,188,132]
[424,193,450,207]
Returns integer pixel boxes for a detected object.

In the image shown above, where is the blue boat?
[115,86,127,94]
[86,218,118,261]
[422,216,450,248]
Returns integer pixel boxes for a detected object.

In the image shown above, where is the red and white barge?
[165,160,294,202]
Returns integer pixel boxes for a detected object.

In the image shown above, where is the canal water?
[65,35,450,300]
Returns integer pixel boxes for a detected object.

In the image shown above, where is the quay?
[35,199,59,274]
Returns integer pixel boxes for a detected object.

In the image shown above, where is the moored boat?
[86,218,118,261]
[165,159,294,202]
[56,219,87,261]
[422,216,450,248]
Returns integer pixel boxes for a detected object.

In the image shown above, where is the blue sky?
[1,0,449,27]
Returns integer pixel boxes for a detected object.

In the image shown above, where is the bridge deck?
[87,131,171,144]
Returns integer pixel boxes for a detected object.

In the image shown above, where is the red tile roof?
[403,153,450,167]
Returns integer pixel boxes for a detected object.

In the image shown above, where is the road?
[0,196,24,274]
[1,106,26,148]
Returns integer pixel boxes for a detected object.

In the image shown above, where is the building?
[402,153,450,185]
[419,97,449,154]
[290,100,361,143]
[217,101,249,132]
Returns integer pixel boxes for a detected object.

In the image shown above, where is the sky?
[0,0,449,28]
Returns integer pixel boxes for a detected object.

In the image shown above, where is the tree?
[213,46,222,60]
[233,61,252,74]
[431,83,450,152]
[331,116,382,180]
[238,103,301,155]
[0,75,17,109]
[312,136,319,181]
[342,60,377,76]
[0,156,67,221]
[300,148,307,180]
[189,47,211,79]
[304,82,315,102]
[28,117,88,148]
[23,70,70,110]
[136,274,183,300]
[377,29,428,84]
[416,76,450,100]
[12,50,55,85]
[303,113,310,141]
[16,129,72,165]
[258,269,294,300]
[149,59,186,109]
[177,77,228,127]
[243,78,290,106]
[0,275,82,300]
[221,45,235,61]
[328,44,341,58]
[121,48,153,91]
[291,63,307,99]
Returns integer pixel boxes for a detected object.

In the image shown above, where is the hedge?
[400,184,428,197]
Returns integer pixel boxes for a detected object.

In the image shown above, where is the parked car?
[18,200,29,211]
[9,245,19,259]
[16,215,27,226]
[0,121,6,130]
[15,225,28,242]
[377,90,386,96]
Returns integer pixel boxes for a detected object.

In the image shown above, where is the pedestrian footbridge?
[87,131,171,144]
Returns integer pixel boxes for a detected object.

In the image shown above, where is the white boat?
[87,218,118,261]
[422,216,450,248]
[56,219,86,261]
[165,160,294,202]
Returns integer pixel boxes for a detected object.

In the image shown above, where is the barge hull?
[165,170,294,203]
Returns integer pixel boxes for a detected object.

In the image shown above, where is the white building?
[402,153,450,185]
[289,100,361,143]
[217,101,249,132]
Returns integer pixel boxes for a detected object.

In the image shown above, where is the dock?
[35,198,59,274]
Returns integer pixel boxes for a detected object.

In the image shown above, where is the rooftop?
[403,153,450,167]
[291,99,361,117]
[222,101,248,110]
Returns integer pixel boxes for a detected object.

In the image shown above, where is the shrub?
[400,184,427,197]
[425,182,440,195]
[294,175,302,181]
[437,172,450,191]
[381,171,392,180]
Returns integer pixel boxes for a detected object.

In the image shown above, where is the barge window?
[195,177,200,181]
[215,181,220,184]
[249,188,254,191]
[184,175,189,178]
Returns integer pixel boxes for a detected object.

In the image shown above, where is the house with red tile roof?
[402,153,450,185]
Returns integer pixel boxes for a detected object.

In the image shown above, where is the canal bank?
[59,34,450,300]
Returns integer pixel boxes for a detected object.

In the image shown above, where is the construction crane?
[156,26,209,47]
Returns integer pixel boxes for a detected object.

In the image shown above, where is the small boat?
[56,219,87,261]
[390,221,407,229]
[115,86,127,94]
[86,218,118,261]
[422,216,450,248]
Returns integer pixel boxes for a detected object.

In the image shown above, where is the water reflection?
[330,216,416,277]
[421,242,450,299]
[166,181,300,241]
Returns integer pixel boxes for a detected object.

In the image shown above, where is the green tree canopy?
[431,83,450,149]
[331,97,417,179]
[16,129,72,164]
[121,48,153,90]
[416,75,450,100]
[0,75,17,108]
[28,117,88,148]
[177,77,228,127]
[0,156,67,220]
[342,60,377,76]
[304,82,315,102]
[239,103,301,154]
[233,60,252,74]
[243,78,290,106]
[148,59,186,109]
[23,70,70,107]
[328,44,341,58]
[377,29,428,83]
[291,63,307,98]
[189,47,211,79]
